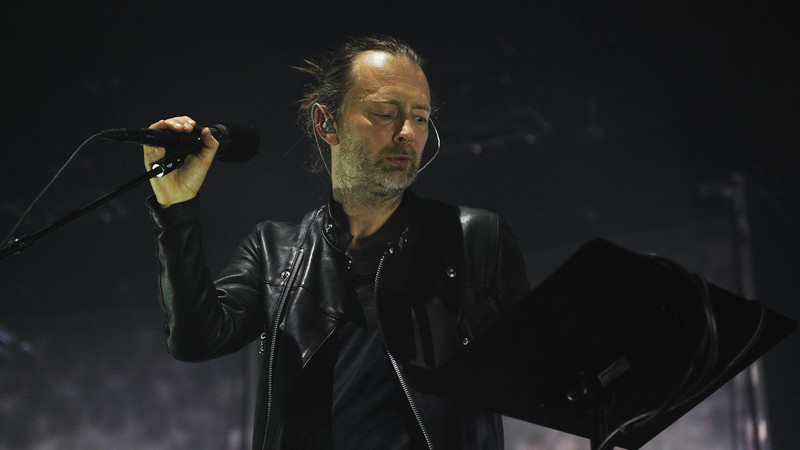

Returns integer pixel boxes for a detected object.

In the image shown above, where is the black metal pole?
[590,405,609,450]
[0,156,183,259]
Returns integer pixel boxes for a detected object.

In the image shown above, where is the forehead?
[347,51,431,108]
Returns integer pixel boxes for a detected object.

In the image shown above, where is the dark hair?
[293,35,425,173]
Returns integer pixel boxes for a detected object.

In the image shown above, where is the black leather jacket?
[149,191,530,450]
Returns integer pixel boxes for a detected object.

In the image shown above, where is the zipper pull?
[259,332,267,355]
[397,227,409,251]
[388,227,410,254]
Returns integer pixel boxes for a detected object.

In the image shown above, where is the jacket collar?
[323,191,414,254]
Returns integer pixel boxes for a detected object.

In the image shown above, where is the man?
[144,36,530,449]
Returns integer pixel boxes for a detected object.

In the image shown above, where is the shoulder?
[250,205,326,243]
[410,193,500,234]
[457,205,500,233]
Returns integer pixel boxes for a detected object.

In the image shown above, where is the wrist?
[155,193,196,208]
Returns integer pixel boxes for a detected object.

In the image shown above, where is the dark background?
[2,1,798,448]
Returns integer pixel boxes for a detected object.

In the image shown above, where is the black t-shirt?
[285,198,427,449]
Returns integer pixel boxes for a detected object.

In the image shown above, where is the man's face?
[331,51,431,198]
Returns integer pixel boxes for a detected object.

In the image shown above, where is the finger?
[150,116,198,131]
[167,116,197,132]
[144,119,170,166]
[201,127,220,150]
[149,119,167,129]
[143,143,167,168]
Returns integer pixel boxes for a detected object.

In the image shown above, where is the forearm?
[148,196,260,361]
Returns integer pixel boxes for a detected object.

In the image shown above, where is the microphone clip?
[151,155,185,177]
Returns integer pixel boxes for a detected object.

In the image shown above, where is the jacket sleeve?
[147,196,264,362]
[492,219,531,311]
[460,215,531,346]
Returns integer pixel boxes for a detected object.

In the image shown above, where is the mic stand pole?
[0,156,184,260]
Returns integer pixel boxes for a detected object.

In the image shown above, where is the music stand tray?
[410,239,797,449]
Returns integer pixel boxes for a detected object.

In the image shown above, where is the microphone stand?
[0,156,184,260]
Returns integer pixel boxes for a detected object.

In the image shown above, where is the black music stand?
[409,239,797,449]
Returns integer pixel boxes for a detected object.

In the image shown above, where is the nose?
[394,118,417,145]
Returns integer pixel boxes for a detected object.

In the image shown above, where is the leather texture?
[149,191,531,449]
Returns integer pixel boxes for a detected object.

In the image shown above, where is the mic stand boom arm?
[0,156,184,260]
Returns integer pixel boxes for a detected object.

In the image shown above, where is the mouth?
[385,155,413,168]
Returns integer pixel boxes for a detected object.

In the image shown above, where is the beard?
[335,126,420,198]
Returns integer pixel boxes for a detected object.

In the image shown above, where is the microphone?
[100,120,260,163]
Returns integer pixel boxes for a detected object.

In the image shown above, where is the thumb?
[196,127,220,161]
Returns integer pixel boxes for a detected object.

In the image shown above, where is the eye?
[415,115,429,125]
[372,112,394,121]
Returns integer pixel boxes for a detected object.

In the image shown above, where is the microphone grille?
[214,120,260,163]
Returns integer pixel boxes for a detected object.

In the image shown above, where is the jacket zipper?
[261,248,305,450]
[374,247,435,450]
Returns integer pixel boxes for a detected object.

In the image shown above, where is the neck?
[333,186,403,243]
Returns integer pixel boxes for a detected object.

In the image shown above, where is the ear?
[313,105,339,145]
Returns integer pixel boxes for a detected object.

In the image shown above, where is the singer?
[144,35,530,450]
